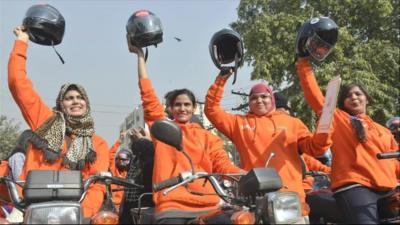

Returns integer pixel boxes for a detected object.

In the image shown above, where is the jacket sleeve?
[296,119,332,157]
[81,137,110,218]
[109,139,121,172]
[139,78,166,126]
[302,154,331,174]
[204,76,237,139]
[208,133,244,174]
[8,40,53,130]
[296,58,326,115]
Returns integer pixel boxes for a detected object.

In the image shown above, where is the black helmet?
[115,149,133,171]
[22,4,65,46]
[295,16,338,61]
[126,10,163,48]
[209,28,244,69]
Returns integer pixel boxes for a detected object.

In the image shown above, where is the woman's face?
[171,94,195,123]
[62,90,87,117]
[343,86,368,115]
[248,92,273,116]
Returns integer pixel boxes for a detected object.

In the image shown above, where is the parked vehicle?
[305,151,399,224]
[0,170,142,224]
[305,171,343,224]
[376,151,400,224]
[131,119,303,224]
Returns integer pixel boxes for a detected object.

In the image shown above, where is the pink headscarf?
[249,83,276,110]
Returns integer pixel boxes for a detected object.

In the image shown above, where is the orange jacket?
[296,58,398,191]
[0,161,10,202]
[8,40,110,218]
[109,139,127,211]
[302,154,331,191]
[205,76,332,216]
[139,78,243,214]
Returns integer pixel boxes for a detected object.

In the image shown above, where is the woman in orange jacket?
[296,57,398,224]
[8,26,109,218]
[204,69,332,222]
[128,43,244,224]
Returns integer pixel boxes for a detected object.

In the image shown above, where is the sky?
[0,0,262,145]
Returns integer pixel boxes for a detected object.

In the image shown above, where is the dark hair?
[7,129,34,159]
[337,83,372,114]
[164,89,197,108]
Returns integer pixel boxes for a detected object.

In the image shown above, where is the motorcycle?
[305,171,343,224]
[376,151,400,224]
[130,119,303,224]
[0,170,142,224]
[305,151,399,224]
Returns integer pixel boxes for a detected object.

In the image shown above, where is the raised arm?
[8,26,53,130]
[296,118,332,157]
[296,57,326,114]
[127,36,165,125]
[204,71,237,139]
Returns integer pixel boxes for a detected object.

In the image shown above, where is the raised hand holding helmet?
[22,4,65,46]
[209,28,244,84]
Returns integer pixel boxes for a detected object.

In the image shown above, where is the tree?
[232,0,399,127]
[0,115,21,160]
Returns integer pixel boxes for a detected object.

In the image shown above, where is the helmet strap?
[51,41,65,64]
[232,52,239,85]
[144,47,149,62]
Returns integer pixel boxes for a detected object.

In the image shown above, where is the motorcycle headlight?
[267,192,302,224]
[24,202,83,224]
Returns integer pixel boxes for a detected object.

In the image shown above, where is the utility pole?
[231,90,249,112]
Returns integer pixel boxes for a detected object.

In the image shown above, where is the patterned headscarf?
[33,83,96,170]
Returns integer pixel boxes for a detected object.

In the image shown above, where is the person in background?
[119,128,155,224]
[6,130,33,181]
[273,90,340,224]
[273,92,331,191]
[296,57,398,224]
[109,130,134,212]
[205,70,332,223]
[386,116,400,145]
[9,25,109,218]
[129,42,244,224]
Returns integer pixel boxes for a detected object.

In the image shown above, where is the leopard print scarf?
[33,83,96,170]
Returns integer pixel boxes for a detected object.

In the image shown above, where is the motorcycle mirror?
[150,119,183,151]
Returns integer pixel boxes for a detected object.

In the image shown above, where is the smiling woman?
[8,25,110,219]
[62,84,88,116]
[296,57,398,224]
[128,33,244,224]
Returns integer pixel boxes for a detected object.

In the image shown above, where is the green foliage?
[0,115,21,160]
[212,129,241,166]
[233,0,399,127]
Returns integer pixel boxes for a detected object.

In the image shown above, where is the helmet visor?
[306,33,334,61]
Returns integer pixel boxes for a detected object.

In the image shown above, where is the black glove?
[218,66,234,76]
[296,38,310,58]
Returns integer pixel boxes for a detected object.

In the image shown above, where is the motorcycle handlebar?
[377,151,400,159]
[153,175,182,192]
[83,172,143,191]
[155,171,234,203]
[0,177,24,210]
[306,171,330,177]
